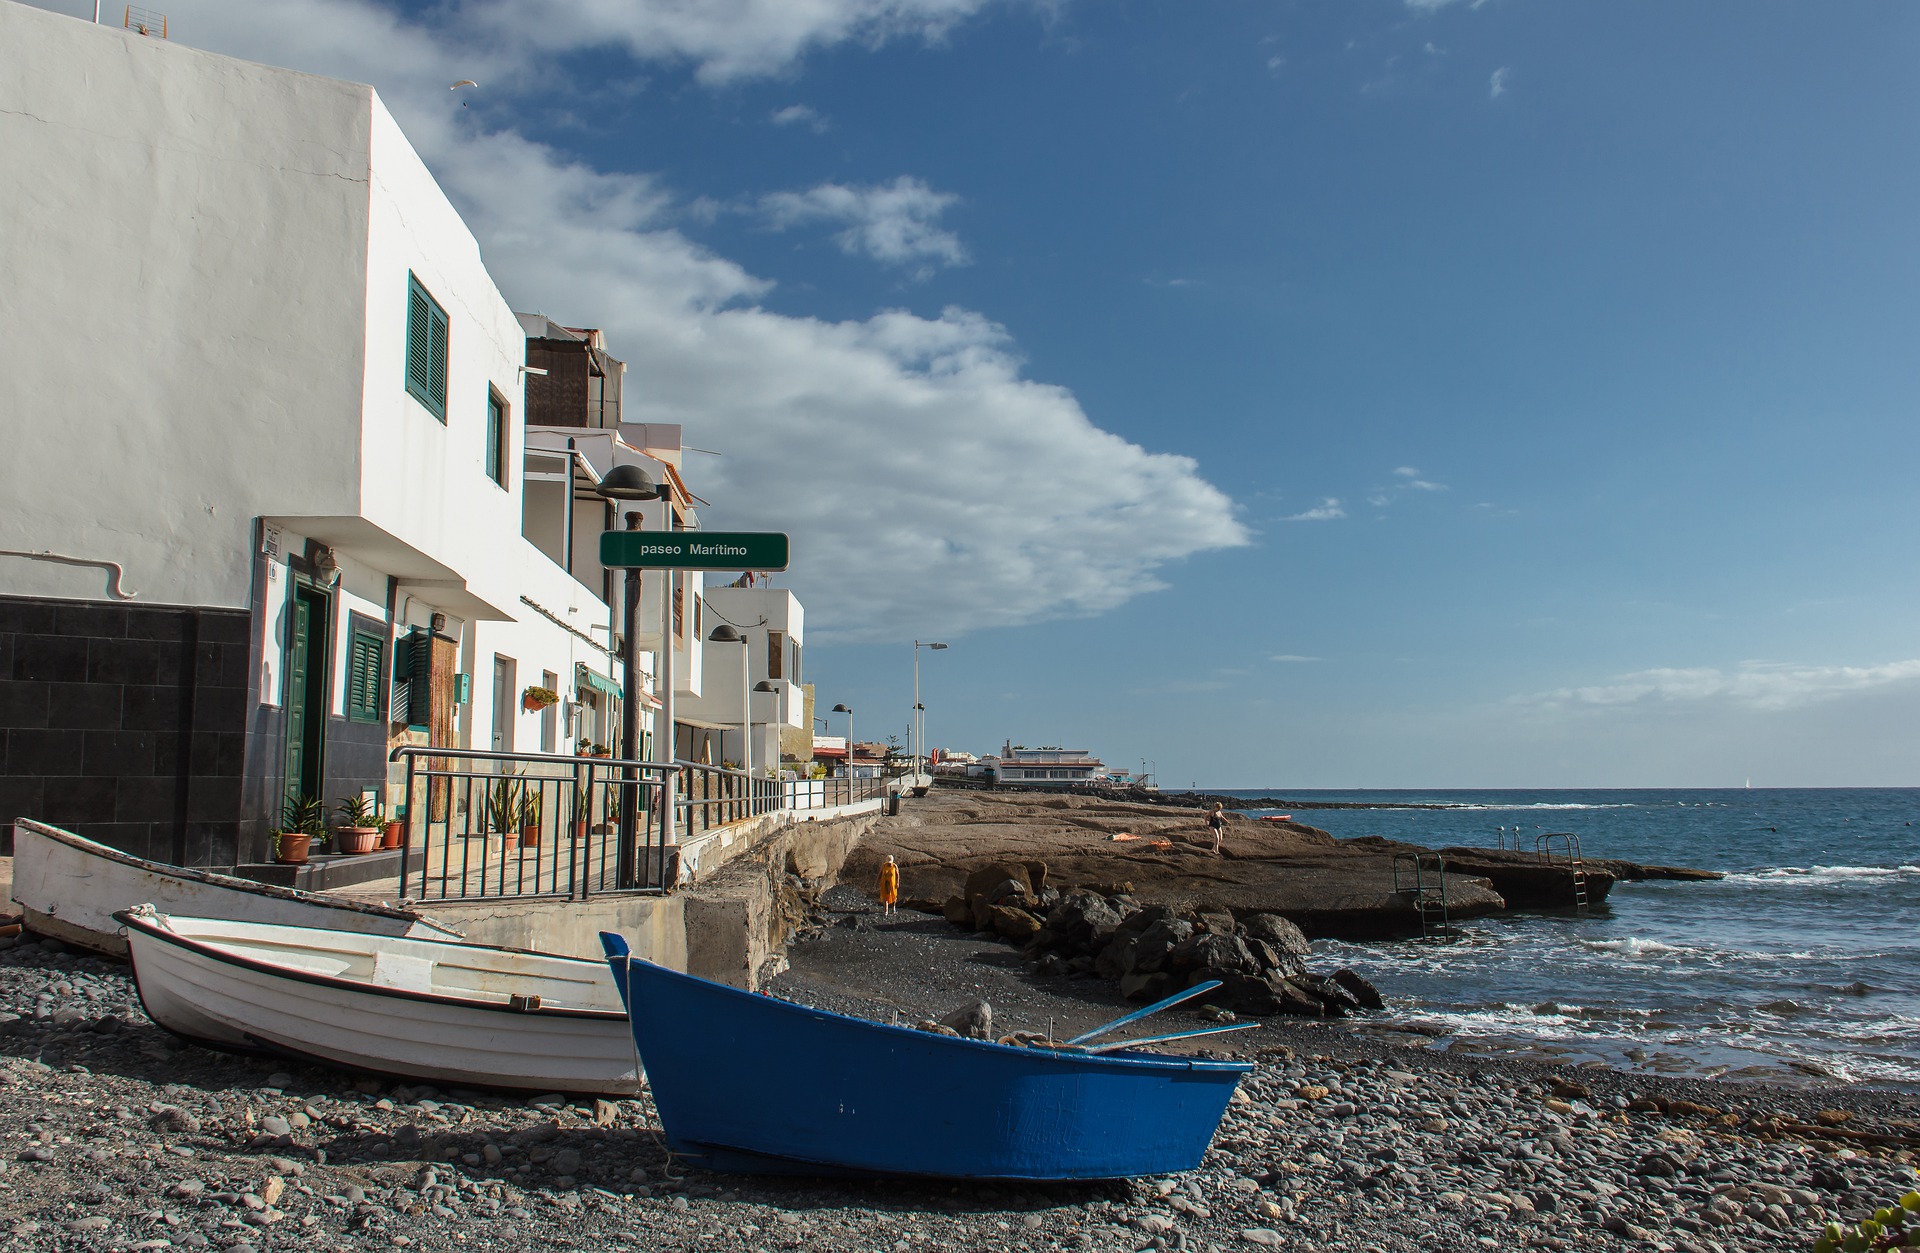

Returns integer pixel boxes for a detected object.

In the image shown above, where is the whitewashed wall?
[0,5,370,608]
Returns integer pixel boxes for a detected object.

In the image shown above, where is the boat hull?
[11,819,455,957]
[604,946,1250,1180]
[123,913,640,1095]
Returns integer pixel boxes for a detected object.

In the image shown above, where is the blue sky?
[29,0,1920,786]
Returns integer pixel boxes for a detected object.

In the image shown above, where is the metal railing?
[782,774,889,812]
[677,762,783,837]
[393,746,675,903]
[1392,850,1452,939]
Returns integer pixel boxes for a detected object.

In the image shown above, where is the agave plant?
[483,773,524,835]
[1815,1192,1920,1252]
[281,795,329,838]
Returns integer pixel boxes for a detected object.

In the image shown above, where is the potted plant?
[522,684,560,714]
[333,794,381,855]
[570,781,591,842]
[274,795,328,865]
[517,786,543,848]
[382,805,404,850]
[484,773,524,844]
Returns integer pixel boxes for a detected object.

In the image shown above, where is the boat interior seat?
[370,949,437,994]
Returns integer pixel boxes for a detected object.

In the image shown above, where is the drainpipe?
[563,437,576,578]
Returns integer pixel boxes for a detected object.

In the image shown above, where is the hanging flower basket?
[521,685,560,713]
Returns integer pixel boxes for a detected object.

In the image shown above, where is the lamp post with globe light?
[594,462,670,887]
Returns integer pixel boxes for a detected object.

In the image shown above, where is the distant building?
[989,742,1107,788]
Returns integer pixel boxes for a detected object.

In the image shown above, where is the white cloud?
[1521,661,1920,713]
[1270,655,1321,663]
[770,104,829,132]
[1281,498,1346,522]
[38,0,1247,641]
[469,0,999,84]
[1374,466,1446,504]
[761,176,970,273]
[1489,66,1511,98]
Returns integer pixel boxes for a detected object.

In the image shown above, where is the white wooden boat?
[119,908,640,1095]
[9,819,459,958]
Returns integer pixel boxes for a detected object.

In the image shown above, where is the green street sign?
[600,530,791,571]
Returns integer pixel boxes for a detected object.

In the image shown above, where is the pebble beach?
[5,888,1920,1253]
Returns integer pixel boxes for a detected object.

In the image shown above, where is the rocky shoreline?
[3,893,1919,1252]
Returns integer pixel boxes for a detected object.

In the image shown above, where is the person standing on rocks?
[878,854,900,915]
[1207,803,1227,856]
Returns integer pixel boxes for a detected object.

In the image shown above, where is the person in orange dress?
[878,854,900,916]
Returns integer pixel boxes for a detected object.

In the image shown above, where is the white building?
[676,585,806,775]
[988,743,1109,788]
[0,5,673,866]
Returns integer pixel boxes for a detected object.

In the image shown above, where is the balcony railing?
[390,748,894,905]
[392,746,674,903]
[782,774,888,812]
[679,762,782,835]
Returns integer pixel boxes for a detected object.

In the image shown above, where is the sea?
[1210,788,1920,1089]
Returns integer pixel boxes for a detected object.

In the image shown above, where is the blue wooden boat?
[599,934,1251,1180]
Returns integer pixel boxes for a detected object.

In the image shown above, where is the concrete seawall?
[412,807,879,988]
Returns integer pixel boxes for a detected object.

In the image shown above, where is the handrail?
[391,745,677,902]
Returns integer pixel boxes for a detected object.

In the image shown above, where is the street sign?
[599,530,791,571]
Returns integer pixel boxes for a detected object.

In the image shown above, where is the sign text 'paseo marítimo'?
[599,531,791,571]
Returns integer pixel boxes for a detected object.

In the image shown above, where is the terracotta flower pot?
[334,826,381,856]
[381,820,403,849]
[274,833,312,865]
[572,820,588,842]
[519,823,541,848]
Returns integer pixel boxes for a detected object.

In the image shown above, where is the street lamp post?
[911,641,948,779]
[594,463,670,888]
[707,624,750,778]
[753,680,777,784]
[831,703,853,777]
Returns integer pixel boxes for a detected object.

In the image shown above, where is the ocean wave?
[1724,865,1920,886]
[1449,802,1638,811]
[1576,937,1692,958]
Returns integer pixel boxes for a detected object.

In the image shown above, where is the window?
[485,388,508,487]
[405,273,450,421]
[767,630,784,680]
[346,626,386,723]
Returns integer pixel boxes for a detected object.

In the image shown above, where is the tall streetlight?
[707,624,750,777]
[595,462,670,886]
[912,641,948,779]
[831,703,853,776]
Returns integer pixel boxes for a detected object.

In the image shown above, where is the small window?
[485,388,508,487]
[347,627,386,724]
[767,630,784,680]
[405,273,450,421]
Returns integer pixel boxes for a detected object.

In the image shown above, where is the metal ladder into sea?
[1536,831,1590,915]
[1392,851,1451,939]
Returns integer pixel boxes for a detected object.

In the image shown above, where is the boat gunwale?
[118,912,627,1022]
[14,818,443,927]
[614,955,1254,1075]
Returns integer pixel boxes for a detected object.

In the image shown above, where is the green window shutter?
[485,391,505,486]
[428,303,449,416]
[406,273,449,422]
[347,628,385,723]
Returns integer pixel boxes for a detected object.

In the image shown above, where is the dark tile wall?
[0,594,250,864]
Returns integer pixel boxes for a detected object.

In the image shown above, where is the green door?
[284,584,330,811]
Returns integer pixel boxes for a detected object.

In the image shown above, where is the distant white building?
[988,743,1108,788]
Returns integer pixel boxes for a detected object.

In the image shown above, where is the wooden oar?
[1063,979,1224,1046]
[1080,1021,1261,1054]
